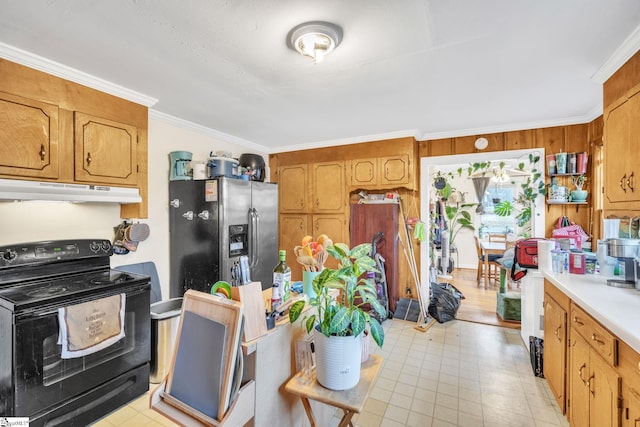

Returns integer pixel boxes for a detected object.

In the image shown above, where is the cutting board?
[231,281,268,342]
[165,289,243,422]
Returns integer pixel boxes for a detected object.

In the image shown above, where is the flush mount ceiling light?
[287,21,343,63]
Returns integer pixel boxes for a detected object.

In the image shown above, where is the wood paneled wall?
[598,49,640,235]
[604,50,640,109]
[418,122,601,239]
[271,121,602,300]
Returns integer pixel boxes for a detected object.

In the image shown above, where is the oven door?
[11,282,150,419]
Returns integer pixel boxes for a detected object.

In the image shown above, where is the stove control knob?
[100,241,111,252]
[2,249,17,263]
[89,242,100,253]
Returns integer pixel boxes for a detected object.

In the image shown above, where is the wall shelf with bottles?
[546,152,589,212]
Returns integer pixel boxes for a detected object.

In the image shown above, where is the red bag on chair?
[510,238,543,281]
[514,238,543,269]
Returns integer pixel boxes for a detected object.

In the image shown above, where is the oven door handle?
[16,285,150,319]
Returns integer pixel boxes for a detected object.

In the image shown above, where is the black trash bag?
[428,282,465,323]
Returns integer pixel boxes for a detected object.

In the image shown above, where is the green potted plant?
[570,174,587,202]
[436,180,476,251]
[288,242,385,390]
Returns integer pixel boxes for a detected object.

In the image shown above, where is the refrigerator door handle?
[249,208,259,267]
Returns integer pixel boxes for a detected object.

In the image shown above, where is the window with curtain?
[479,185,516,236]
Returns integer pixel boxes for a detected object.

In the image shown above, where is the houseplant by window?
[288,242,385,390]
[432,177,476,272]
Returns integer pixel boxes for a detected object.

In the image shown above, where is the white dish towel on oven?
[57,293,126,359]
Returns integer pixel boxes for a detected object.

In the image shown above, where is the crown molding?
[420,106,602,141]
[592,24,640,84]
[273,129,420,153]
[0,42,158,107]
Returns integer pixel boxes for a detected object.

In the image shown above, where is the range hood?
[0,179,142,203]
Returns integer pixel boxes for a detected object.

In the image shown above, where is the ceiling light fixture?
[287,21,343,63]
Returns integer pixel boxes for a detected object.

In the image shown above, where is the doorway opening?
[419,148,546,281]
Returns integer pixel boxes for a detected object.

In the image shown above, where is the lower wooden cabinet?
[621,384,640,426]
[544,280,570,413]
[544,288,568,413]
[279,214,309,281]
[619,341,640,426]
[570,332,620,426]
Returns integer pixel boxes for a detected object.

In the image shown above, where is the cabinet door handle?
[621,174,627,192]
[300,198,304,208]
[554,325,562,340]
[39,144,46,161]
[587,373,595,396]
[578,363,587,385]
[591,333,605,346]
[573,316,584,326]
[628,171,635,192]
[86,152,92,166]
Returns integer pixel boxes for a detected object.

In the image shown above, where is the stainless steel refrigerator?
[169,177,278,297]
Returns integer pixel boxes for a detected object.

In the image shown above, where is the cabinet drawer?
[570,303,617,365]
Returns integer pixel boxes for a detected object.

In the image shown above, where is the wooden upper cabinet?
[604,87,640,206]
[349,155,411,188]
[350,158,376,187]
[311,161,345,213]
[74,112,138,185]
[278,164,308,213]
[0,92,59,179]
[381,155,410,186]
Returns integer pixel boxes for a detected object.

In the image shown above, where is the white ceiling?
[2,1,640,153]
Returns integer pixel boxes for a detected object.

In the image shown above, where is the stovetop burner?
[0,239,153,311]
[0,269,149,311]
[26,286,68,298]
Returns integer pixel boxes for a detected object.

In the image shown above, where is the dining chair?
[474,236,501,286]
[488,233,507,243]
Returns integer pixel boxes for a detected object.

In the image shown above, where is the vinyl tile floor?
[93,319,568,427]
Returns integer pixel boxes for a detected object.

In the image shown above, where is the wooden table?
[479,240,506,286]
[284,354,383,427]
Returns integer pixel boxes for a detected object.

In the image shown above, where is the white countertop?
[542,270,640,354]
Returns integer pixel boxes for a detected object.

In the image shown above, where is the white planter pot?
[313,329,363,390]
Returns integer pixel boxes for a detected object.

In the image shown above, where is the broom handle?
[399,200,429,320]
